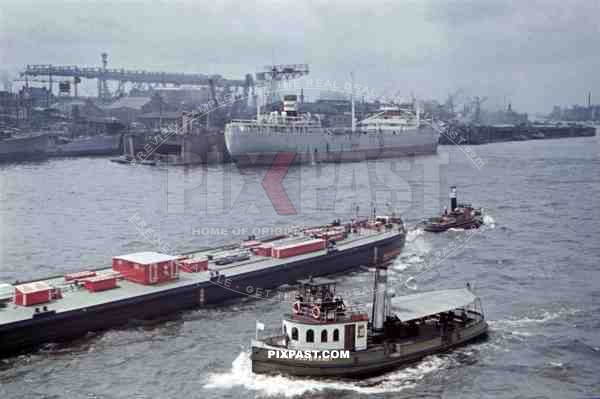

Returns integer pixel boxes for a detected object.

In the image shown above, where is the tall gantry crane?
[20,52,247,102]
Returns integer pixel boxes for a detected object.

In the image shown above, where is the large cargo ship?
[0,217,405,357]
[225,95,438,165]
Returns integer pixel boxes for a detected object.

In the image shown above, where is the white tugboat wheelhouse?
[278,277,369,352]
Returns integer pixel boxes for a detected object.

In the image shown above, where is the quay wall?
[439,124,596,145]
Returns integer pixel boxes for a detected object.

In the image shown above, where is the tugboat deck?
[0,229,399,326]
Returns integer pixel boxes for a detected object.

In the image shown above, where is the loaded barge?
[0,217,405,357]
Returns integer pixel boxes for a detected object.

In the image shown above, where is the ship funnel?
[371,246,387,333]
[416,100,420,128]
[450,186,457,211]
[283,95,298,117]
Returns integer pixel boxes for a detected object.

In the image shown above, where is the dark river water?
[0,136,599,398]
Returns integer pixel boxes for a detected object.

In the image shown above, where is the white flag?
[256,321,265,331]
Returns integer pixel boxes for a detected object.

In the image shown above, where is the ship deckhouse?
[281,277,369,352]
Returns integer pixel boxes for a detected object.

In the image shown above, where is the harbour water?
[0,136,598,398]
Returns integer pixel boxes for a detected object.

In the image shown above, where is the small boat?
[110,155,132,164]
[110,155,156,166]
[419,186,484,232]
[251,264,488,378]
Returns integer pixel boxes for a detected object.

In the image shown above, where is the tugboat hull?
[252,320,488,379]
[421,217,484,233]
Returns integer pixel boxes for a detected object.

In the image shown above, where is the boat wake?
[405,226,425,241]
[391,235,431,285]
[204,351,450,397]
[489,307,580,329]
[482,214,496,229]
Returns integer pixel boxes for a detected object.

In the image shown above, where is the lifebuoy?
[312,305,321,319]
[293,302,301,314]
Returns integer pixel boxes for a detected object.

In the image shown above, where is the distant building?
[50,99,88,120]
[137,111,182,130]
[102,95,167,126]
[19,86,54,108]
[549,104,599,121]
[0,91,19,126]
[154,86,211,106]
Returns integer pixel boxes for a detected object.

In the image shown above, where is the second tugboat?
[419,186,484,232]
[251,250,488,378]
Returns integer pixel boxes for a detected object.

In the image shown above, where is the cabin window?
[321,329,328,342]
[306,329,314,343]
[333,329,340,341]
[291,327,298,341]
[358,324,365,338]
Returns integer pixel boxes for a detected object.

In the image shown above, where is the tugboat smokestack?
[450,186,457,211]
[372,246,387,333]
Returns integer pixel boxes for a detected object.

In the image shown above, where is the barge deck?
[0,221,405,356]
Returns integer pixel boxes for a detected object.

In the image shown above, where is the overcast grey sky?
[1,0,598,113]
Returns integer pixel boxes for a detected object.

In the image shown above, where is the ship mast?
[351,72,356,133]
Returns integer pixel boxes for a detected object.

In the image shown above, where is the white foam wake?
[406,226,425,242]
[489,308,580,329]
[204,351,448,397]
[482,214,496,229]
[392,233,432,276]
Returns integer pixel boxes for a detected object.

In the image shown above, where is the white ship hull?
[225,123,438,165]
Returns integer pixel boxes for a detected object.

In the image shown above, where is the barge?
[0,217,405,357]
[251,262,488,378]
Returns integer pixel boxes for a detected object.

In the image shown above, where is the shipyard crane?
[471,96,488,123]
[445,89,464,115]
[244,73,255,110]
[205,78,219,127]
[20,52,247,101]
[255,64,309,108]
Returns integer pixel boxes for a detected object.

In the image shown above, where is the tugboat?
[251,251,488,378]
[419,186,484,232]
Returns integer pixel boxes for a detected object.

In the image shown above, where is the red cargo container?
[14,282,52,306]
[242,240,261,248]
[323,233,345,242]
[253,243,273,257]
[272,239,326,259]
[64,270,97,282]
[84,275,117,292]
[180,257,208,273]
[112,252,179,285]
